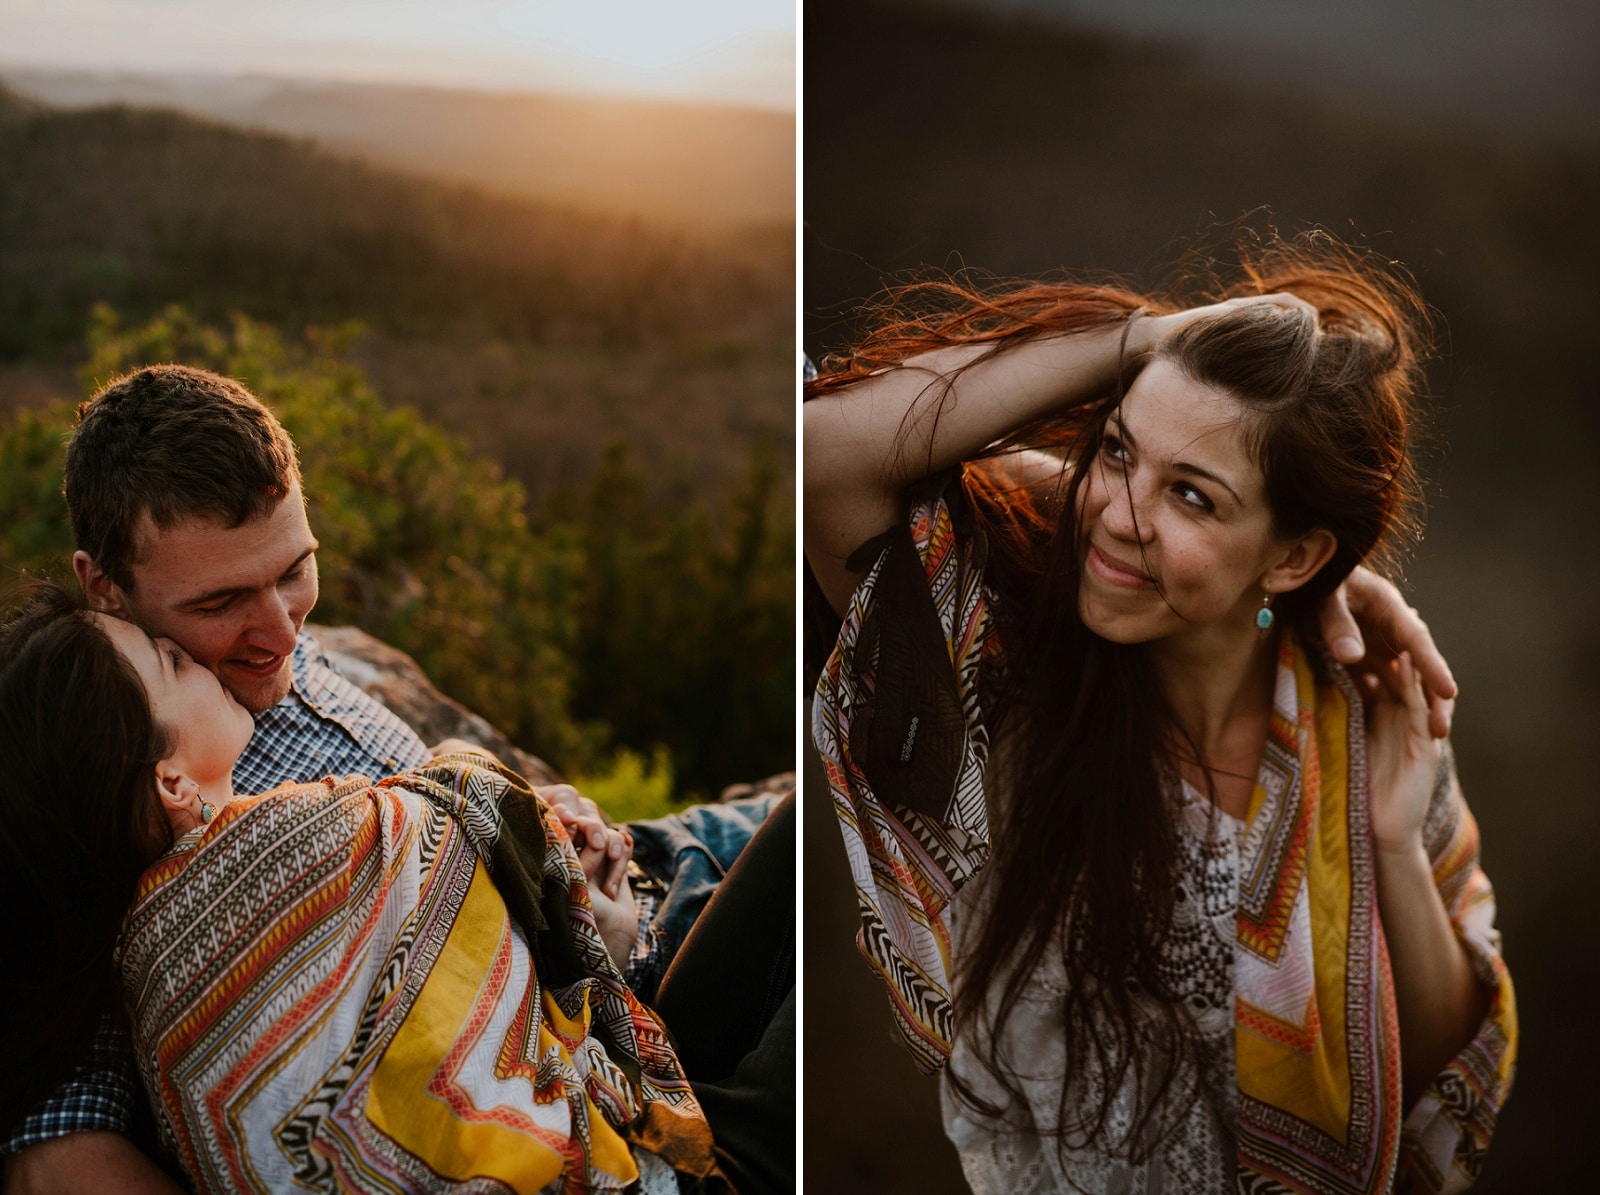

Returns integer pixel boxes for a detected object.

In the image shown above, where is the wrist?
[601,922,636,971]
[594,880,639,971]
[1123,310,1168,358]
[1372,833,1429,870]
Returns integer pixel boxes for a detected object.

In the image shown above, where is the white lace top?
[941,781,1245,1195]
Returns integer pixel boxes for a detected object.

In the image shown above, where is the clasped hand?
[536,783,639,970]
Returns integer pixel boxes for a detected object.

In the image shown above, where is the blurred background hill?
[2,70,794,227]
[0,62,794,803]
[0,78,792,490]
[805,0,1598,1190]
[950,0,1600,151]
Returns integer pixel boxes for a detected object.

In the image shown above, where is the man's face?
[76,481,320,713]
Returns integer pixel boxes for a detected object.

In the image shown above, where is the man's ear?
[1262,529,1339,596]
[73,550,130,616]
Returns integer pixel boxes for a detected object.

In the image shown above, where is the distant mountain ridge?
[0,81,40,120]
[0,87,792,495]
[1,69,794,228]
[0,89,788,346]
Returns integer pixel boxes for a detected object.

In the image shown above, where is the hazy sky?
[0,0,795,109]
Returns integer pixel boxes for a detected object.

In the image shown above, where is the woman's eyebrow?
[1173,460,1243,506]
[1110,416,1244,505]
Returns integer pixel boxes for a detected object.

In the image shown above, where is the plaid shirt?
[233,631,430,793]
[2,631,430,1155]
[1,1011,138,1156]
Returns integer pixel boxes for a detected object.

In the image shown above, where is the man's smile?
[228,655,287,679]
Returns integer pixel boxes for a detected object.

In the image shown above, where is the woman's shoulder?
[1289,628,1363,707]
[119,782,400,990]
[225,775,381,825]
[377,752,539,806]
[138,778,387,886]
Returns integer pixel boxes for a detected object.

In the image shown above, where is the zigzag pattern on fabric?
[813,486,994,1073]
[1237,651,1401,1195]
[1235,714,1311,962]
[121,760,711,1193]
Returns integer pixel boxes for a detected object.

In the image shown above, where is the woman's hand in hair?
[1135,292,1319,355]
[1319,567,1457,738]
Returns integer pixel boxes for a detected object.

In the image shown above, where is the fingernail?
[1332,636,1361,661]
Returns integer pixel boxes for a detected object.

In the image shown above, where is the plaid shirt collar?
[232,631,429,795]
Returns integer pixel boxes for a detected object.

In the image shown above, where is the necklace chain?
[1172,754,1257,784]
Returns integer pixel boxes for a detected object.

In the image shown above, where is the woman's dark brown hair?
[810,230,1430,1168]
[0,582,173,1133]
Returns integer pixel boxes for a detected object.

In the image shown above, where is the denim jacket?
[622,793,779,1004]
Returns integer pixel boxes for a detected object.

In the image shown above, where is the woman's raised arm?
[803,295,1314,616]
[804,322,1138,615]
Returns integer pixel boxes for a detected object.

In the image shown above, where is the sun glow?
[0,0,795,109]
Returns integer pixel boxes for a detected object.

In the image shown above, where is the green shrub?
[535,439,794,800]
[4,304,589,765]
[1,306,794,807]
[568,747,678,826]
[0,400,76,585]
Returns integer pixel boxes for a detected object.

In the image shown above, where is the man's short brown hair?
[64,365,300,592]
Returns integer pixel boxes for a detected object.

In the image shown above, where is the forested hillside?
[0,83,792,488]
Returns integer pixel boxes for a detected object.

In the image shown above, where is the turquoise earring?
[1255,591,1275,632]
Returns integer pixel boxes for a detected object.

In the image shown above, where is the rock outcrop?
[309,623,794,805]
[309,623,563,786]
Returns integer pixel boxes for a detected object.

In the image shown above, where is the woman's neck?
[1149,620,1280,773]
[197,768,237,821]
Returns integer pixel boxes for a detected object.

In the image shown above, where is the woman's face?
[1077,359,1307,648]
[94,613,255,785]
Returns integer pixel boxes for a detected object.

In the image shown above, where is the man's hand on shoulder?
[1318,566,1457,739]
[4,1133,183,1195]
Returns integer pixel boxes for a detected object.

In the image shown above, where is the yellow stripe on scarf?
[368,858,638,1190]
[1236,643,1358,1143]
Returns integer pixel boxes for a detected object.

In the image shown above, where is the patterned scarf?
[813,484,1516,1194]
[119,757,718,1194]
